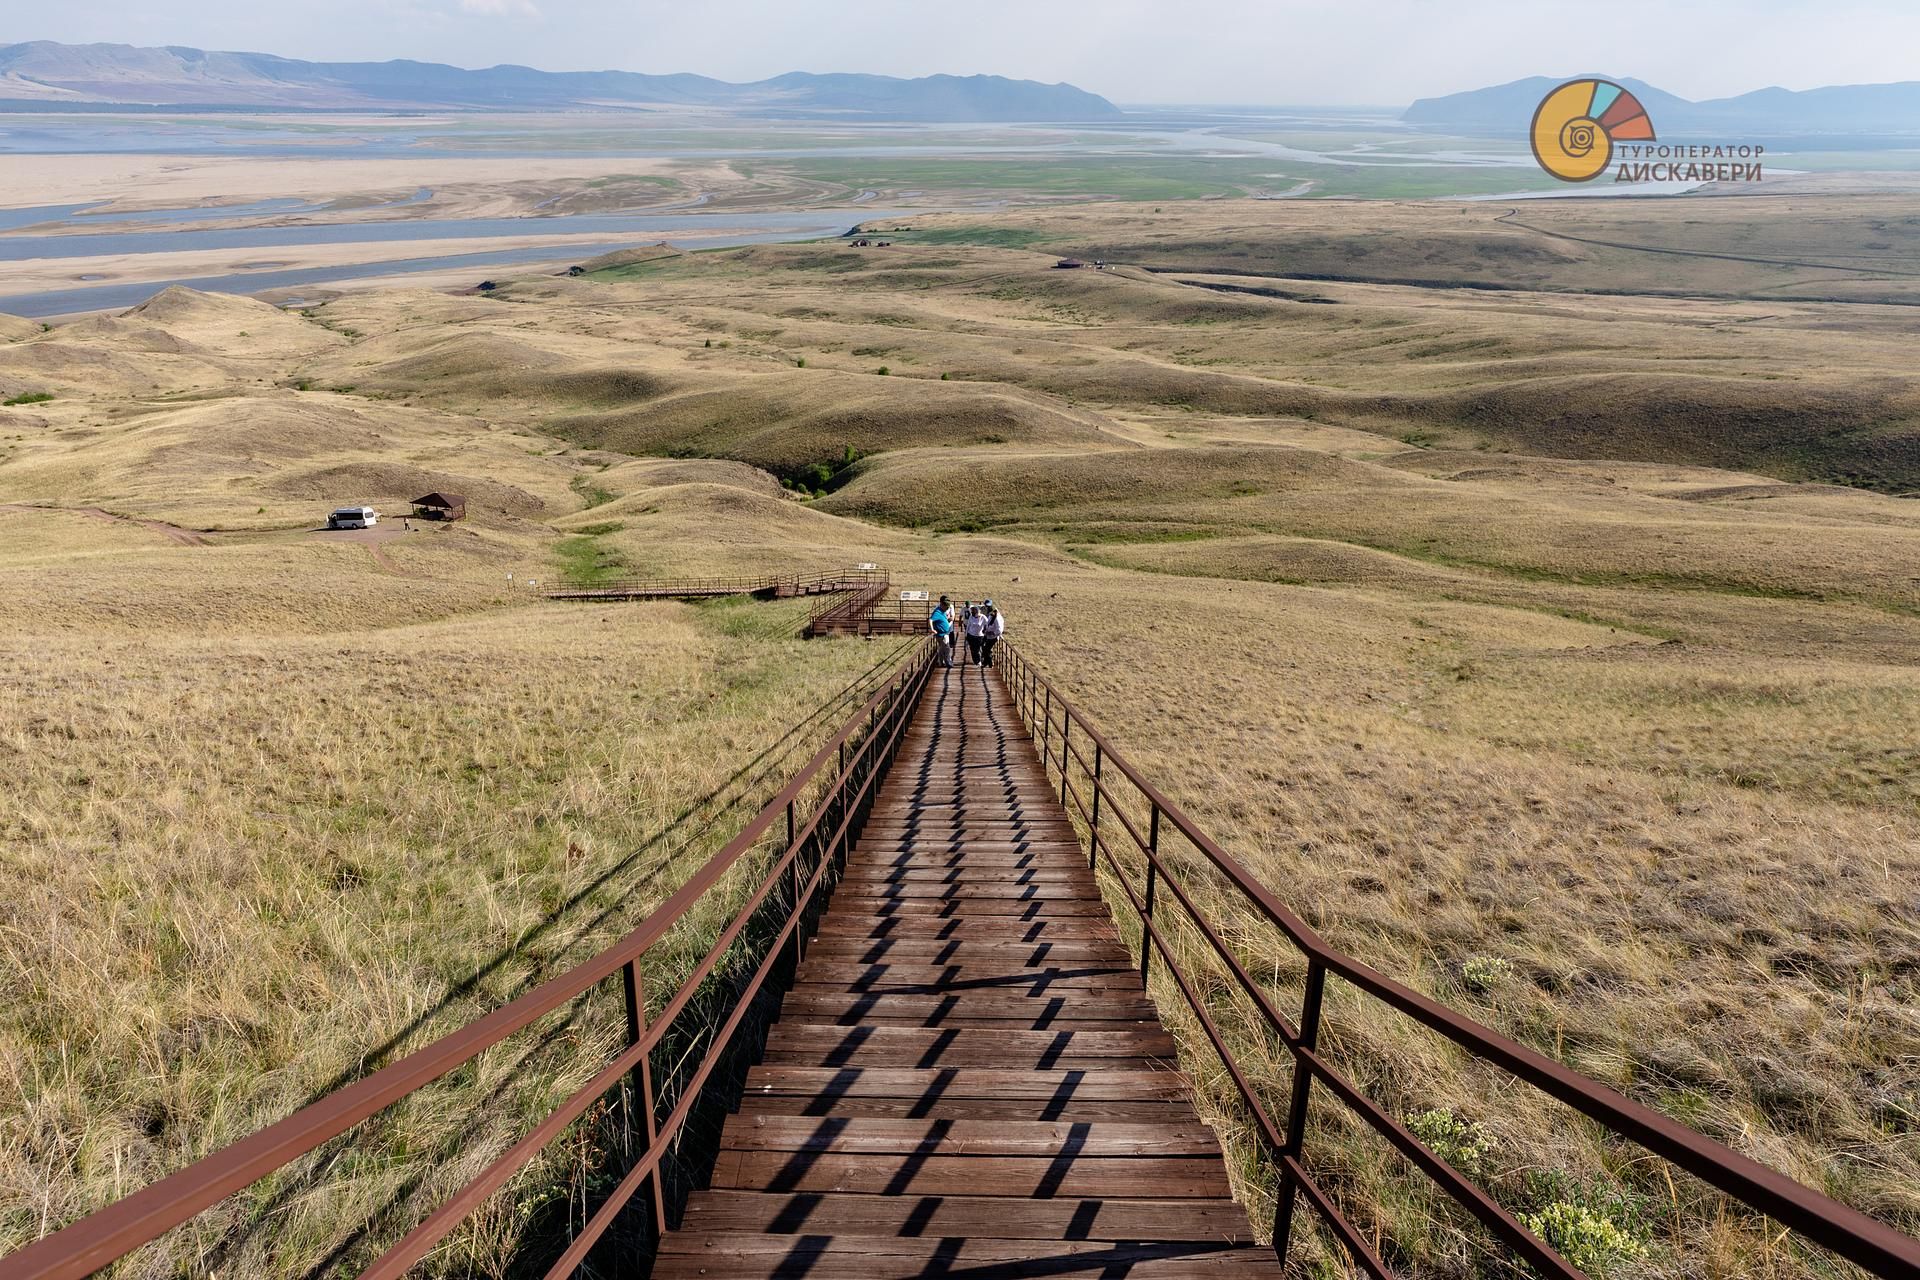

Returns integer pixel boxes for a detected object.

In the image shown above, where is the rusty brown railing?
[997,642,1920,1279]
[544,566,886,602]
[2,638,937,1280]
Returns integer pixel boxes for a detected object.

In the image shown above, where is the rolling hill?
[1406,73,1920,137]
[0,40,1122,120]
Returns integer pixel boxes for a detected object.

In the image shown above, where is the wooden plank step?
[762,1024,1175,1068]
[846,846,1087,863]
[776,998,1160,1033]
[825,897,1114,917]
[835,868,1095,886]
[795,961,1138,986]
[651,1233,1277,1278]
[707,1151,1233,1198]
[812,918,1121,941]
[745,1066,1191,1102]
[736,1095,1201,1122]
[676,1189,1259,1242]
[802,939,1132,963]
[718,1116,1222,1157]
[824,884,1104,901]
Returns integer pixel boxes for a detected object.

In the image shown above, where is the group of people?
[928,596,1005,669]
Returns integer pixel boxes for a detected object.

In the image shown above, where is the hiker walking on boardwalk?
[930,595,955,667]
[963,604,988,667]
[981,604,1005,667]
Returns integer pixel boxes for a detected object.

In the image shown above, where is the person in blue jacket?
[929,595,954,667]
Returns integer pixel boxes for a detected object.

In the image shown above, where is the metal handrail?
[2,638,937,1280]
[998,642,1920,1279]
[545,567,889,601]
[802,573,892,632]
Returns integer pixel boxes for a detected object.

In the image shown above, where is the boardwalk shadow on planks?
[652,666,1281,1278]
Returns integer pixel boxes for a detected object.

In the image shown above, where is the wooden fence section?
[545,567,882,603]
[653,665,1279,1277]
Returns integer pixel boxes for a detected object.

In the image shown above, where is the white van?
[327,506,379,530]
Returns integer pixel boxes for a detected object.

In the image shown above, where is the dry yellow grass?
[1,594,904,1275]
[2,192,1917,1278]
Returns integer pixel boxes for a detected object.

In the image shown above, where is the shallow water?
[0,220,871,317]
[0,207,889,262]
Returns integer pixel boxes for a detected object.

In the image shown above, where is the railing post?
[1041,684,1054,783]
[1088,742,1104,871]
[1273,958,1327,1263]
[1140,804,1160,984]
[621,959,666,1237]
[1059,715,1072,805]
[788,800,804,967]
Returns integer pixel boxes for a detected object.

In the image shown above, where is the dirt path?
[308,523,420,576]
[0,502,209,545]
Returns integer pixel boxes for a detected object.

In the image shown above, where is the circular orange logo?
[1530,79,1656,182]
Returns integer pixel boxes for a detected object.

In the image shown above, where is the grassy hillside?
[3,194,1918,1278]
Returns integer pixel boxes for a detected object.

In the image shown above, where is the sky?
[10,0,1920,105]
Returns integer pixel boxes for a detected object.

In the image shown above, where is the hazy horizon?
[13,0,1920,108]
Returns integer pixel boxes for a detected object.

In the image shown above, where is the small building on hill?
[411,492,467,522]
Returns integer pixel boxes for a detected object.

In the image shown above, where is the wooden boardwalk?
[654,665,1280,1278]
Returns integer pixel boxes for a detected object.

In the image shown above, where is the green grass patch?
[570,475,616,509]
[554,534,630,588]
[3,392,53,406]
[779,154,1287,201]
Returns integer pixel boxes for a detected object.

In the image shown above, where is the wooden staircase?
[652,665,1280,1277]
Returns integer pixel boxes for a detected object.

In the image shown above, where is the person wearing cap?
[929,595,955,667]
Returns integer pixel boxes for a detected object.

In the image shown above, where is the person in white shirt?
[963,605,988,666]
[981,605,1006,667]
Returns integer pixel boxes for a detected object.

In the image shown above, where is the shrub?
[3,392,53,406]
[1462,954,1515,992]
[1406,1107,1497,1179]
[876,366,890,376]
[794,357,806,368]
[1522,1202,1645,1275]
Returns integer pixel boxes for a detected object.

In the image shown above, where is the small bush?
[1462,955,1515,992]
[876,366,890,376]
[794,357,807,368]
[1406,1107,1497,1179]
[1522,1202,1644,1276]
[940,372,951,380]
[3,392,54,406]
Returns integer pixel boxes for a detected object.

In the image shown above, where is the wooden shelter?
[410,492,467,522]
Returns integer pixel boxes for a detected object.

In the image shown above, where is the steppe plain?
[1,160,1917,1278]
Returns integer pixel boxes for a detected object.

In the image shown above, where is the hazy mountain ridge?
[1406,73,1920,136]
[0,40,1122,121]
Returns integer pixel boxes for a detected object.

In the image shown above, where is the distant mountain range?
[1406,75,1920,137]
[0,41,1121,121]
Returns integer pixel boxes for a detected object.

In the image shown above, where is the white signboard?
[899,590,929,602]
